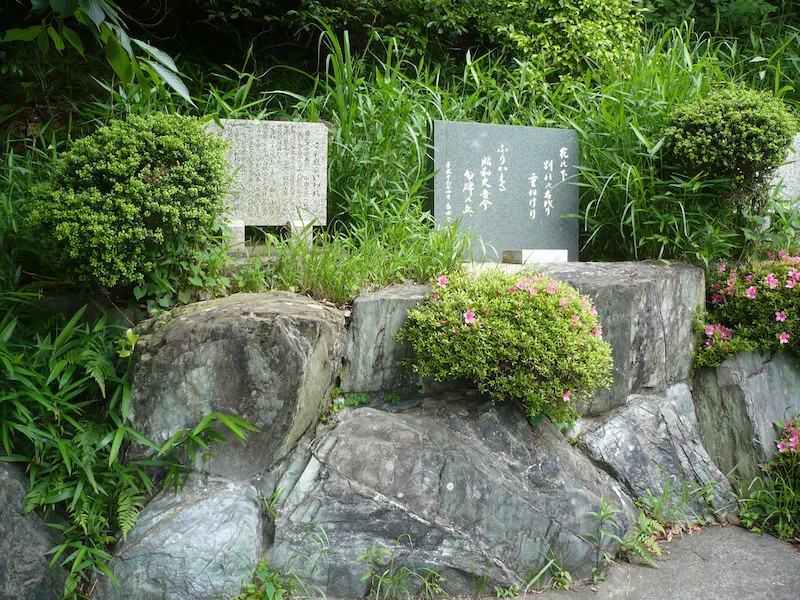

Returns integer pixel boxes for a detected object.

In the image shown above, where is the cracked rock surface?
[266,398,637,598]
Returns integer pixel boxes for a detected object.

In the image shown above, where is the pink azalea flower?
[706,338,714,347]
[745,286,757,299]
[745,275,755,282]
[546,281,558,294]
[563,390,571,403]
[778,441,790,453]
[712,283,722,291]
[560,297,570,308]
[590,306,598,315]
[726,287,735,296]
[572,315,581,325]
[712,294,725,304]
[776,311,788,322]
[779,331,790,344]
[528,288,538,296]
[705,325,715,336]
[463,310,476,324]
[787,279,796,289]
[591,326,602,338]
[718,263,727,272]
[432,293,440,301]
[437,276,449,287]
[516,280,527,290]
[508,286,517,293]
[779,250,788,259]
[765,274,779,289]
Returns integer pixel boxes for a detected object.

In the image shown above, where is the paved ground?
[525,525,800,600]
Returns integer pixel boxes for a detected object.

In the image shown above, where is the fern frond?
[117,490,144,542]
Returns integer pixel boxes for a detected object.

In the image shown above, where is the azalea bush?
[398,270,613,426]
[740,415,800,540]
[695,253,800,367]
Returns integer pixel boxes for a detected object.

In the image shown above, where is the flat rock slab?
[531,525,800,600]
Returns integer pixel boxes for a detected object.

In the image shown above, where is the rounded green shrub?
[663,87,796,191]
[28,113,230,289]
[398,270,613,426]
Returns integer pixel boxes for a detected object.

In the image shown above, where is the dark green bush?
[663,86,796,211]
[28,113,230,290]
[644,0,780,34]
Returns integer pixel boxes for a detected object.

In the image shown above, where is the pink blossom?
[563,390,571,403]
[776,311,788,322]
[745,286,757,299]
[787,279,796,289]
[590,306,598,315]
[767,250,774,259]
[779,250,788,259]
[712,283,722,291]
[780,331,790,344]
[572,315,581,325]
[437,276,449,287]
[560,297,570,308]
[516,280,527,290]
[765,274,779,289]
[778,441,790,453]
[712,294,725,304]
[706,338,714,347]
[508,286,517,293]
[705,325,715,336]
[591,326,602,338]
[528,288,538,296]
[718,263,727,272]
[745,275,755,282]
[432,293,440,301]
[726,287,735,296]
[463,310,476,324]
[727,278,736,286]
[730,270,737,278]
[546,281,558,294]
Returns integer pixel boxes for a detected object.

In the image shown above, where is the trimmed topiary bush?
[398,270,613,426]
[28,113,230,290]
[663,87,796,214]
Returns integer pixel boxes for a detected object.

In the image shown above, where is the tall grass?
[556,23,800,264]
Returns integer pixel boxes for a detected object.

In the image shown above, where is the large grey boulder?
[341,283,430,393]
[267,398,637,598]
[541,262,704,416]
[130,292,346,479]
[576,383,735,517]
[0,464,66,600]
[693,351,800,488]
[95,476,262,600]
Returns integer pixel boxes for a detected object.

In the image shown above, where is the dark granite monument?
[431,120,579,261]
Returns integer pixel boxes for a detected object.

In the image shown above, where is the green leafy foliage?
[398,271,613,426]
[2,0,194,104]
[0,295,157,595]
[28,113,230,292]
[644,0,781,34]
[698,255,800,366]
[740,414,800,539]
[357,534,448,600]
[663,86,796,215]
[499,0,645,79]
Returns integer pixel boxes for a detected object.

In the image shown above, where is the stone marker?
[772,132,800,202]
[207,119,328,245]
[431,120,579,261]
